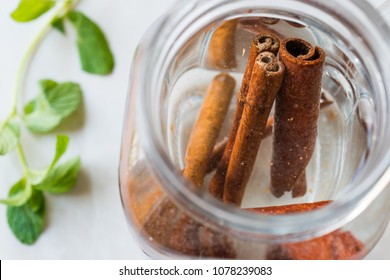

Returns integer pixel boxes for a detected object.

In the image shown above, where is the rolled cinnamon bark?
[208,19,238,70]
[183,73,235,187]
[271,38,326,198]
[209,34,280,200]
[206,138,228,174]
[206,117,274,174]
[223,52,285,205]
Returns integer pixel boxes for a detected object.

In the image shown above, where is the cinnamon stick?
[206,138,229,174]
[223,52,285,205]
[208,19,238,70]
[209,34,280,200]
[206,92,332,177]
[183,73,235,187]
[206,116,274,174]
[271,38,326,198]
[248,201,365,260]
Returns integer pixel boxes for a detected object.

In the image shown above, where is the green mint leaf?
[39,79,58,92]
[0,179,33,207]
[50,135,69,169]
[24,99,37,115]
[11,0,55,22]
[24,80,82,133]
[24,111,62,133]
[44,82,82,118]
[27,135,69,185]
[0,120,20,155]
[7,188,45,245]
[68,11,115,75]
[52,17,66,34]
[35,157,81,194]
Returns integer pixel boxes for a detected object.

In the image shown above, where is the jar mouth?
[135,0,390,240]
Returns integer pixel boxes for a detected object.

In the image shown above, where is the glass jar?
[119,0,390,259]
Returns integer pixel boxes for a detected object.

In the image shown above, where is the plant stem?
[11,0,81,116]
[17,143,29,176]
[8,0,81,172]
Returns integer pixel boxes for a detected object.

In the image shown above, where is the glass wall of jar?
[119,0,390,259]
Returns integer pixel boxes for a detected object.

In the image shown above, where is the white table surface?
[0,0,389,260]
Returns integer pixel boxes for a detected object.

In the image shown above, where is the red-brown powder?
[248,201,365,260]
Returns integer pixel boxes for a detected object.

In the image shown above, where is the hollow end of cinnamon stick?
[282,38,325,63]
[253,34,280,55]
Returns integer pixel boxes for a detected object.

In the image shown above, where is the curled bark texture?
[223,52,285,205]
[206,116,274,174]
[209,34,280,200]
[183,73,235,187]
[271,38,326,198]
[206,91,331,175]
[206,138,228,174]
[208,19,238,70]
[248,201,365,260]
[142,198,236,258]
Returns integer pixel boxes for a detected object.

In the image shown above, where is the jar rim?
[133,0,390,240]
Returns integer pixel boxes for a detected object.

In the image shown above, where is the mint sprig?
[1,0,114,244]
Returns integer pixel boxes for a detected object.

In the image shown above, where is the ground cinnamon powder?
[248,201,365,260]
[142,198,236,258]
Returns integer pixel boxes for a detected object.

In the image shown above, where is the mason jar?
[119,0,390,259]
